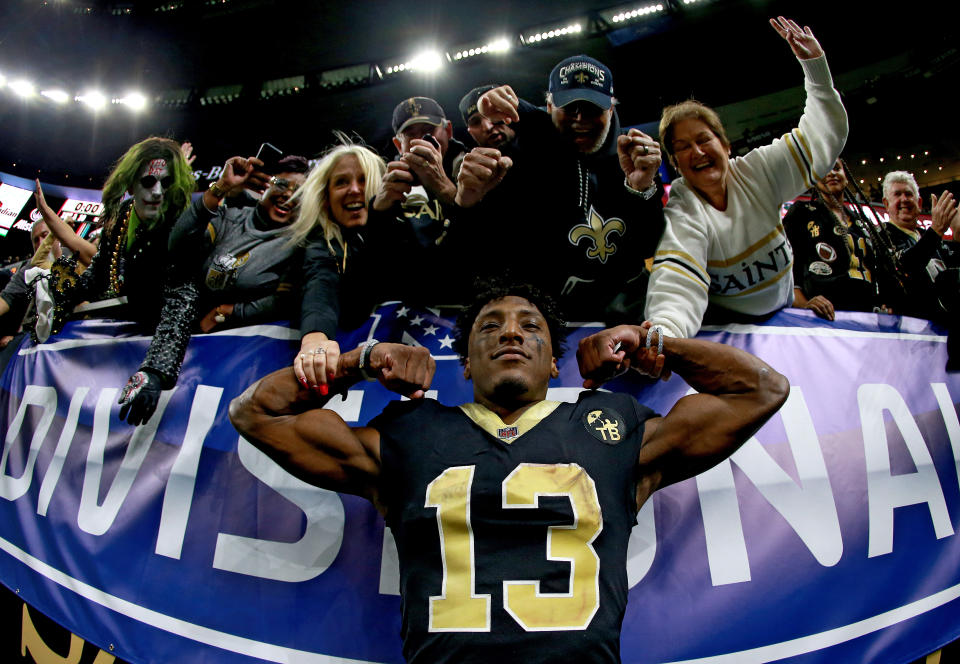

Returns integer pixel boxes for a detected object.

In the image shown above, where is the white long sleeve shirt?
[645,55,848,338]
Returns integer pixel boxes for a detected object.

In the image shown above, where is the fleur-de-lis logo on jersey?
[568,206,625,264]
[207,251,251,290]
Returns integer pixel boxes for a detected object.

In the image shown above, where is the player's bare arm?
[229,343,435,505]
[577,325,789,508]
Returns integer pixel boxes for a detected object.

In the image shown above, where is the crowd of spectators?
[0,14,958,423]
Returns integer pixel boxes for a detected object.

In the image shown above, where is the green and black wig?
[100,136,196,232]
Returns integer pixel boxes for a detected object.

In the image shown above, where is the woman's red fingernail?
[299,377,308,388]
[319,384,329,395]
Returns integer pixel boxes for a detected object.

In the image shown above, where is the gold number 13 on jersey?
[424,463,603,632]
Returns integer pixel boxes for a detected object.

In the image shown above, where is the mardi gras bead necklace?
[108,205,133,296]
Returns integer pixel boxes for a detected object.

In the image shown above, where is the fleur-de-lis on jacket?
[568,206,626,264]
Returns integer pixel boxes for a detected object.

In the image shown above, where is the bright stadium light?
[41,89,70,103]
[10,79,36,98]
[120,91,147,110]
[452,37,511,61]
[409,50,444,72]
[387,49,446,75]
[606,3,665,24]
[0,73,6,89]
[522,22,583,45]
[77,90,107,110]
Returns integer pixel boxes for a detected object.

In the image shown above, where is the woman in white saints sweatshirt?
[644,16,848,339]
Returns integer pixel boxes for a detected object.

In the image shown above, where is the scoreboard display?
[0,174,103,260]
[0,183,35,237]
[13,198,104,235]
[57,198,103,239]
[59,198,104,223]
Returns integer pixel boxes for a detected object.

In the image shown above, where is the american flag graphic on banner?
[351,301,461,360]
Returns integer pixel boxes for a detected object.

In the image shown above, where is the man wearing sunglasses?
[48,137,196,332]
[452,55,666,325]
[133,169,176,222]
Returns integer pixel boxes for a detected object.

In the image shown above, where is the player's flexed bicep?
[229,367,383,502]
[229,342,434,506]
[635,355,787,493]
[577,324,789,509]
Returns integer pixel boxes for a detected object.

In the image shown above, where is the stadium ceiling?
[0,0,957,187]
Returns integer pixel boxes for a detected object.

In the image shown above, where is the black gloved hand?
[118,369,163,426]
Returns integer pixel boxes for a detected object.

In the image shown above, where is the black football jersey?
[372,390,657,663]
[783,199,879,311]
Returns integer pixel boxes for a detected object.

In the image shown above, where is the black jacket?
[447,100,665,322]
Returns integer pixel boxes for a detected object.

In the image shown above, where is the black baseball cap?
[392,97,447,134]
[548,55,614,109]
[458,85,497,124]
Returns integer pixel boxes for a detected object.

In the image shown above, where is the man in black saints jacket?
[453,56,666,323]
[367,96,469,306]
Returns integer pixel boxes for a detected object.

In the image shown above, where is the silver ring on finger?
[642,144,649,156]
[299,354,305,360]
[313,348,326,355]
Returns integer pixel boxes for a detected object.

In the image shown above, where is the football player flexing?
[229,279,788,663]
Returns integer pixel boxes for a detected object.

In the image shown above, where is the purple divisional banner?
[0,306,958,664]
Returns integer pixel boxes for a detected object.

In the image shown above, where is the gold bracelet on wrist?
[208,181,228,199]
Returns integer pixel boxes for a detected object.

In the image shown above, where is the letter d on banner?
[1,386,58,501]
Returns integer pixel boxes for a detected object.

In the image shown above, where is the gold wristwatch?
[208,180,228,199]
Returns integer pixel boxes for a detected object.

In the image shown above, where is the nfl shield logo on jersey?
[497,426,519,441]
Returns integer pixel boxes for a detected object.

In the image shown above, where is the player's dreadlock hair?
[454,277,568,366]
[100,137,196,233]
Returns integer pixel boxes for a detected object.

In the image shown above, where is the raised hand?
[181,141,197,166]
[373,160,415,211]
[361,343,435,399]
[33,179,59,221]
[215,156,268,197]
[769,16,823,60]
[478,85,521,125]
[34,179,96,265]
[402,138,456,202]
[617,129,661,192]
[577,325,636,389]
[931,191,960,237]
[577,323,668,388]
[455,148,513,208]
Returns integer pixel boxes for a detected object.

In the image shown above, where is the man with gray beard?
[453,55,665,324]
